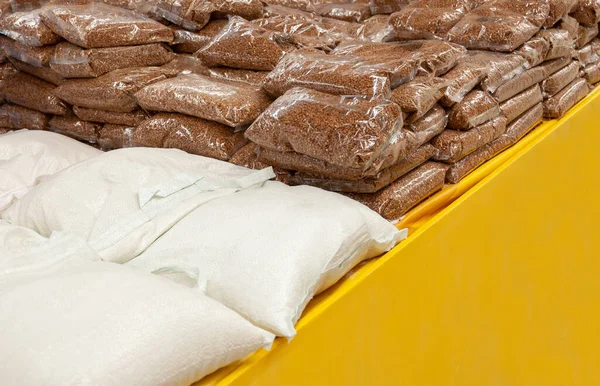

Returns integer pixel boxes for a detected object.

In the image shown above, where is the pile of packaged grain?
[0,0,598,222]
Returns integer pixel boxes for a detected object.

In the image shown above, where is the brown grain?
[544,0,577,27]
[469,51,528,94]
[440,60,487,106]
[407,104,448,143]
[1,71,68,114]
[0,35,55,67]
[40,3,174,48]
[558,15,579,41]
[581,61,600,83]
[146,0,210,31]
[576,43,599,65]
[194,0,264,21]
[49,42,174,78]
[432,115,507,163]
[390,76,448,122]
[346,162,447,221]
[370,0,409,15]
[313,3,371,23]
[196,16,298,71]
[448,90,500,130]
[360,14,396,42]
[542,60,580,96]
[0,9,61,46]
[48,115,102,142]
[134,73,272,127]
[171,20,227,53]
[536,29,574,60]
[0,103,48,130]
[245,87,405,170]
[133,112,247,160]
[543,77,590,118]
[517,35,550,67]
[206,67,269,87]
[571,0,600,27]
[499,84,543,123]
[229,142,271,169]
[73,106,148,126]
[577,23,599,48]
[8,56,65,85]
[53,66,177,112]
[97,123,135,149]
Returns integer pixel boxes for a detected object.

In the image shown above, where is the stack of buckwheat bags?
[0,0,598,222]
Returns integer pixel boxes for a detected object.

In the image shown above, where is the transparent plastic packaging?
[206,67,269,87]
[570,0,600,26]
[0,102,48,129]
[558,14,580,39]
[49,42,174,78]
[536,29,575,60]
[577,23,599,48]
[499,84,543,123]
[389,0,474,41]
[407,104,448,143]
[0,35,55,67]
[0,9,61,46]
[40,3,174,48]
[0,128,10,134]
[390,76,448,123]
[314,3,371,23]
[440,60,488,106]
[543,77,590,118]
[48,115,101,142]
[447,0,550,52]
[576,43,600,65]
[544,0,578,27]
[581,61,600,83]
[73,106,148,126]
[0,71,67,114]
[347,161,447,220]
[8,56,65,85]
[97,123,134,149]
[370,0,408,15]
[517,35,550,67]
[262,49,393,98]
[541,60,581,96]
[53,66,176,112]
[193,0,264,22]
[196,16,298,71]
[262,0,314,12]
[359,14,396,42]
[134,73,272,128]
[469,51,529,94]
[133,112,247,160]
[446,103,543,183]
[171,20,227,53]
[432,115,507,163]
[284,144,436,194]
[447,90,500,130]
[139,0,210,31]
[246,87,406,171]
[229,142,271,170]
[493,57,571,102]
[160,54,207,75]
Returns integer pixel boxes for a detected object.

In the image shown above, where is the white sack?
[0,130,101,212]
[2,147,275,263]
[128,181,406,337]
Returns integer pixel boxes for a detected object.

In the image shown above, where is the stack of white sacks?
[0,129,406,385]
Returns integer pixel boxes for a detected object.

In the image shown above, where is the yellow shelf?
[198,86,600,386]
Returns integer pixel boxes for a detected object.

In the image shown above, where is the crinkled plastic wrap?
[206,67,269,87]
[517,35,551,67]
[0,128,10,134]
[474,51,529,94]
[447,0,550,52]
[229,142,272,169]
[40,3,174,48]
[493,56,571,102]
[577,23,599,48]
[440,60,488,106]
[541,60,580,97]
[246,87,406,171]
[73,106,148,126]
[0,71,67,114]
[313,3,371,23]
[134,73,272,128]
[0,9,61,46]
[49,42,174,78]
[284,144,436,194]
[446,103,543,183]
[389,0,474,41]
[347,162,447,221]
[161,53,207,74]
[370,0,408,15]
[543,77,590,118]
[576,43,600,64]
[448,90,500,130]
[499,84,543,123]
[390,76,448,123]
[536,29,575,60]
[359,14,396,42]
[53,66,176,112]
[0,35,55,67]
[8,56,65,85]
[407,104,448,143]
[262,50,392,98]
[581,61,600,83]
[193,0,264,21]
[171,20,226,53]
[97,123,135,149]
[196,16,298,71]
[139,0,210,31]
[571,0,600,26]
[545,0,578,27]
[558,14,579,41]
[262,0,314,12]
[0,102,48,129]
[48,115,102,142]
[432,115,507,163]
[133,112,247,160]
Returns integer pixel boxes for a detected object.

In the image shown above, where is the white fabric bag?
[0,130,101,212]
[0,229,274,386]
[2,147,275,263]
[128,181,406,337]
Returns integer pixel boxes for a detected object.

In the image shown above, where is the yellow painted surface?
[199,87,600,386]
